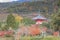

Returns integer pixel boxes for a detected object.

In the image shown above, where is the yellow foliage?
[13,14,23,22]
[15,16,23,22]
[43,6,48,10]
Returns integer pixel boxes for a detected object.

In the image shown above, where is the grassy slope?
[0,36,60,40]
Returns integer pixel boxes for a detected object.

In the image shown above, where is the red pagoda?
[32,15,47,24]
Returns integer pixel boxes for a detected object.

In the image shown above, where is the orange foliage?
[17,24,41,36]
[29,27,41,35]
[53,31,59,36]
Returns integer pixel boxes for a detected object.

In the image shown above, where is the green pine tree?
[51,9,60,31]
[6,14,16,30]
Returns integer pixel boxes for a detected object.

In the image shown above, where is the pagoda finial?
[38,9,42,16]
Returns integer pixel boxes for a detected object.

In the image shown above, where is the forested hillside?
[0,0,59,18]
[0,1,55,14]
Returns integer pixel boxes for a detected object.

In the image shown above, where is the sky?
[0,0,31,3]
[0,0,18,2]
[0,0,44,3]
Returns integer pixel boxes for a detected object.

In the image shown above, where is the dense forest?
[0,1,55,13]
[0,0,59,18]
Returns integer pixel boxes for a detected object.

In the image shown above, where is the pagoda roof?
[32,15,47,20]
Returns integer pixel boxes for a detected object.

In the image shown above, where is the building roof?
[32,15,47,20]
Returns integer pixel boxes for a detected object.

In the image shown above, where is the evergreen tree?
[57,0,60,6]
[22,18,35,26]
[0,22,2,30]
[51,9,60,31]
[6,14,16,30]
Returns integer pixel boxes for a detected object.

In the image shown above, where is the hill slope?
[0,1,55,13]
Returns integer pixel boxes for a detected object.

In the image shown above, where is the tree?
[0,22,2,30]
[14,14,23,23]
[0,22,1,27]
[57,0,60,6]
[51,9,60,31]
[42,22,50,29]
[6,14,16,30]
[22,18,35,26]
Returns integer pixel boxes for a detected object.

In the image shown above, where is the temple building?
[32,15,47,24]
